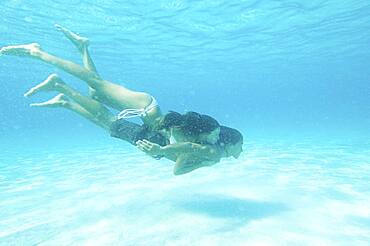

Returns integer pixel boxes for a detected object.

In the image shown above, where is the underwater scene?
[0,0,369,245]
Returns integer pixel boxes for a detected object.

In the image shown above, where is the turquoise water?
[0,0,369,245]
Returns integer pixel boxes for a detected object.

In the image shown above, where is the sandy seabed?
[0,140,369,246]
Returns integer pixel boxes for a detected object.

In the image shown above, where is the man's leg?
[25,74,116,129]
[0,44,151,111]
[30,93,110,130]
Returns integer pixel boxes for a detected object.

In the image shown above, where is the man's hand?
[136,139,163,156]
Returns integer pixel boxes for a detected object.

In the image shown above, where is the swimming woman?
[0,25,243,174]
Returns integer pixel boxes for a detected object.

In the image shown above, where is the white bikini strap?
[117,97,158,120]
[117,108,145,119]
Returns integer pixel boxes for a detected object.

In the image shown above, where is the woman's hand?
[136,139,163,156]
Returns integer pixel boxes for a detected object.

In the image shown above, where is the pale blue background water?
[0,1,369,245]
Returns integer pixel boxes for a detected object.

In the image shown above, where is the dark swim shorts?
[110,119,168,158]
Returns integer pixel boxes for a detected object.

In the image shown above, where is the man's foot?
[24,74,64,97]
[0,43,41,57]
[55,24,89,52]
[30,93,69,108]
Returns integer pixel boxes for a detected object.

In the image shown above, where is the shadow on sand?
[174,193,288,226]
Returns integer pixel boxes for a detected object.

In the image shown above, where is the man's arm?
[136,139,221,162]
[172,153,219,175]
[137,139,222,175]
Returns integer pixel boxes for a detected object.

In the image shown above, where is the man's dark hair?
[158,111,220,137]
[157,111,184,130]
[218,126,243,145]
[182,112,220,137]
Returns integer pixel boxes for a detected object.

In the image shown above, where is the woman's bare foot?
[30,93,69,108]
[24,74,64,97]
[0,43,41,57]
[55,24,89,53]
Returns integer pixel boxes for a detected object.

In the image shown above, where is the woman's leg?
[55,24,98,74]
[25,74,116,129]
[55,24,101,100]
[30,93,111,131]
[55,25,161,121]
[0,44,151,111]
